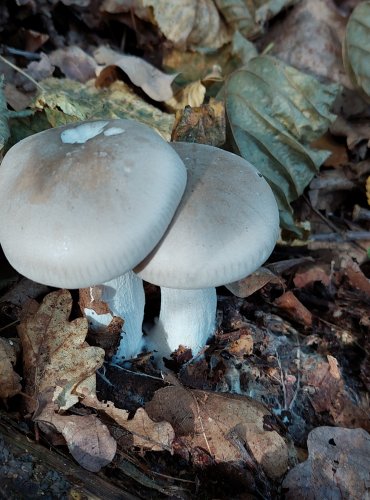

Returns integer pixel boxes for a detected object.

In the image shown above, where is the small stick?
[352,204,370,222]
[0,54,45,91]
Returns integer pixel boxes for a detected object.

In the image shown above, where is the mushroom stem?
[146,287,217,360]
[84,270,145,361]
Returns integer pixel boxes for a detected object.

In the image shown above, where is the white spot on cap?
[104,127,125,136]
[61,121,109,144]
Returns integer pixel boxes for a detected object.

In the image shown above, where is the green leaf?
[0,76,10,153]
[225,55,340,234]
[343,1,370,102]
[33,78,175,140]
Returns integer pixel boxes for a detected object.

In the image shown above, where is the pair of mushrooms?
[0,119,279,363]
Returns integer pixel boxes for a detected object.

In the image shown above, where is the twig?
[0,319,19,332]
[353,204,370,222]
[310,231,370,241]
[0,55,45,91]
[303,194,368,252]
[275,349,288,411]
[1,45,41,61]
[108,362,165,382]
[288,333,301,412]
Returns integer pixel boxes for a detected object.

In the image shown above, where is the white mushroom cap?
[0,119,186,288]
[136,142,279,289]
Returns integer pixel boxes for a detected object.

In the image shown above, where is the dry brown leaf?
[146,386,292,479]
[0,277,49,321]
[79,287,122,357]
[331,116,370,150]
[283,427,370,499]
[24,29,49,52]
[18,289,105,412]
[95,46,176,101]
[226,267,283,298]
[4,83,33,111]
[0,337,22,398]
[302,355,370,430]
[36,404,117,472]
[311,132,349,168]
[141,0,230,50]
[49,46,97,82]
[293,266,331,288]
[165,80,206,111]
[266,0,350,86]
[227,332,254,357]
[24,53,54,88]
[171,98,225,146]
[81,392,174,451]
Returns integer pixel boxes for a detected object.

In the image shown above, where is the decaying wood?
[0,413,137,500]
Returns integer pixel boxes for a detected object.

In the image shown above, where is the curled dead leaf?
[95,46,177,101]
[146,386,292,479]
[81,392,174,452]
[36,404,116,472]
[226,267,283,298]
[283,427,370,499]
[18,289,105,412]
[165,80,206,112]
[0,337,22,398]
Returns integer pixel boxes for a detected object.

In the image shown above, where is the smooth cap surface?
[136,142,279,289]
[0,119,186,287]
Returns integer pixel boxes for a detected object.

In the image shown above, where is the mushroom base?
[145,287,217,361]
[84,271,145,361]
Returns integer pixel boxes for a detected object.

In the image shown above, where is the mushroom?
[135,142,279,360]
[0,119,187,359]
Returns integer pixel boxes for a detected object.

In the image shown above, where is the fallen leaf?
[302,355,370,430]
[343,1,370,101]
[141,0,230,50]
[283,427,370,499]
[36,405,117,472]
[0,277,49,321]
[81,393,174,452]
[4,83,33,111]
[0,337,22,398]
[226,55,340,234]
[165,80,205,111]
[79,286,122,357]
[311,132,349,168]
[266,0,350,86]
[24,53,54,88]
[171,98,225,146]
[227,331,254,357]
[293,266,331,288]
[17,289,105,412]
[226,267,283,298]
[215,0,296,40]
[49,46,97,82]
[34,77,175,140]
[95,46,177,101]
[330,116,370,150]
[23,29,49,52]
[146,386,292,479]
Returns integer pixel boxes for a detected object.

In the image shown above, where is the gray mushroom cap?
[0,119,187,288]
[136,142,279,289]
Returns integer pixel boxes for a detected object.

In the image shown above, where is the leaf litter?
[0,0,370,497]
